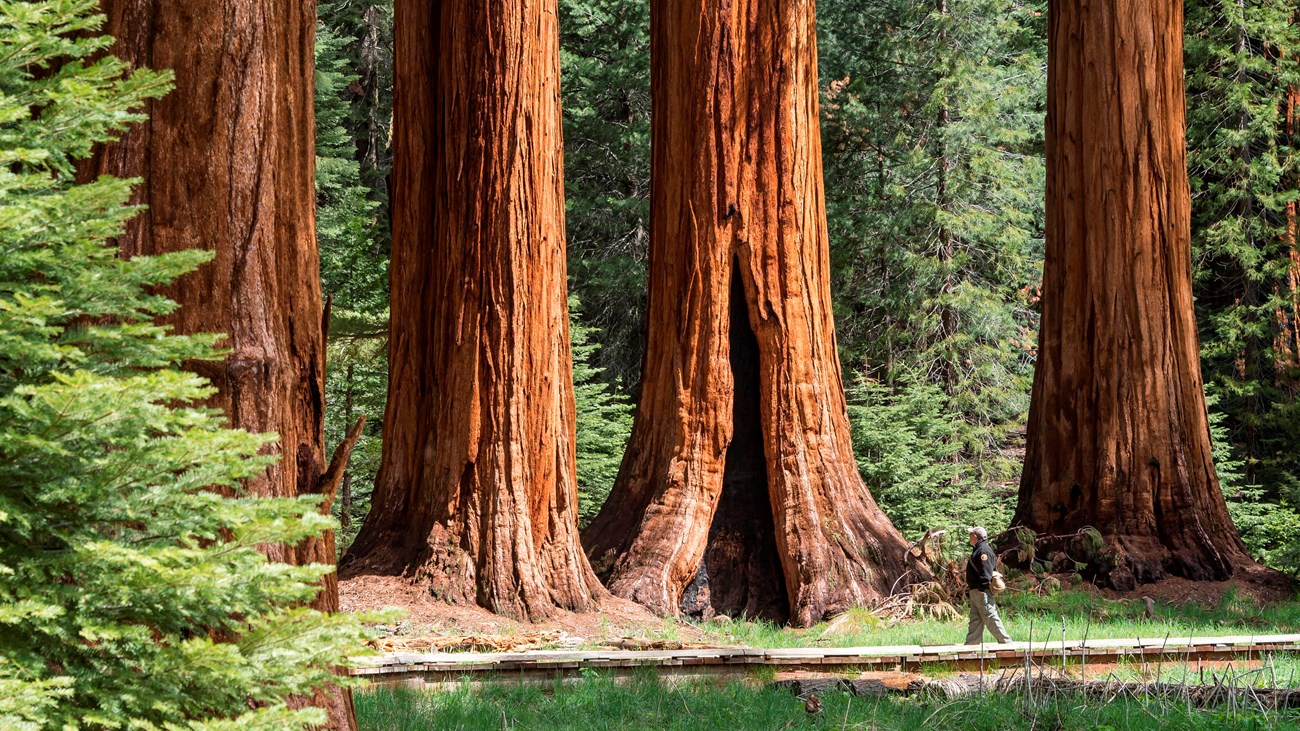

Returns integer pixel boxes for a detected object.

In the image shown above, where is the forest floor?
[340,574,707,650]
[340,571,1297,653]
[344,573,1300,729]
[355,676,1300,730]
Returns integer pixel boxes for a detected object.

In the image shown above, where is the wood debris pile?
[871,581,961,623]
[368,630,573,653]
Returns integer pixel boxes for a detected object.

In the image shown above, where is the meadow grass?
[687,588,1300,649]
[1089,650,1300,687]
[359,587,1300,728]
[355,674,1300,730]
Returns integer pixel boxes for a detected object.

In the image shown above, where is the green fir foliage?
[317,0,393,223]
[559,0,652,389]
[0,3,371,728]
[315,3,391,551]
[325,339,387,550]
[818,0,1046,491]
[1214,389,1300,574]
[847,377,1012,546]
[1186,0,1300,573]
[316,14,387,318]
[571,298,633,527]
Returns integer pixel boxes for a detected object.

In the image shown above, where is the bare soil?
[1100,565,1294,606]
[340,574,709,648]
[342,565,1296,652]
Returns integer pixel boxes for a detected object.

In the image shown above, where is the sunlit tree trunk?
[1012,0,1256,590]
[86,1,357,726]
[582,0,920,628]
[340,0,602,621]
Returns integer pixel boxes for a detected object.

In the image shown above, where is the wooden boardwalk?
[352,634,1300,686]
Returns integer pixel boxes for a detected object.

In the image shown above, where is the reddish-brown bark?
[86,1,356,727]
[1278,85,1300,376]
[582,0,919,628]
[1011,0,1256,590]
[339,0,603,621]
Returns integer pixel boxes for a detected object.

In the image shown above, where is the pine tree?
[558,0,651,389]
[570,298,633,527]
[817,0,1046,501]
[0,3,370,728]
[1185,0,1300,574]
[315,10,390,551]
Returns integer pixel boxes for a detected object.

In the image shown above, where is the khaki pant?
[965,588,1011,644]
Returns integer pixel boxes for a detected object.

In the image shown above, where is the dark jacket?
[966,539,995,590]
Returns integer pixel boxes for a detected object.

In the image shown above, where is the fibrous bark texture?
[340,0,602,621]
[87,2,355,727]
[1279,85,1300,373]
[582,0,918,628]
[1012,0,1256,590]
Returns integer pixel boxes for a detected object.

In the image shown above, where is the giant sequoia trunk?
[582,0,918,628]
[339,0,602,621]
[1011,0,1256,590]
[86,2,357,727]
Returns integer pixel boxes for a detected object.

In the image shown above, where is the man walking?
[965,526,1012,645]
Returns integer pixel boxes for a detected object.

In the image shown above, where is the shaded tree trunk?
[582,0,920,628]
[85,1,356,727]
[934,0,959,396]
[1279,84,1300,379]
[339,0,602,621]
[1011,0,1256,590]
[341,362,355,529]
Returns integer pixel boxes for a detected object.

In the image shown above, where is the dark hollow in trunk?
[680,267,789,624]
[582,0,924,628]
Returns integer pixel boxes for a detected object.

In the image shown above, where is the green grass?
[383,587,1300,654]
[355,675,1300,730]
[687,589,1300,649]
[1087,650,1300,687]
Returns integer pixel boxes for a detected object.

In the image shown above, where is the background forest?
[315,0,1300,573]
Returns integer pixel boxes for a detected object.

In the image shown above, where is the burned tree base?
[679,524,790,624]
[677,278,791,625]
